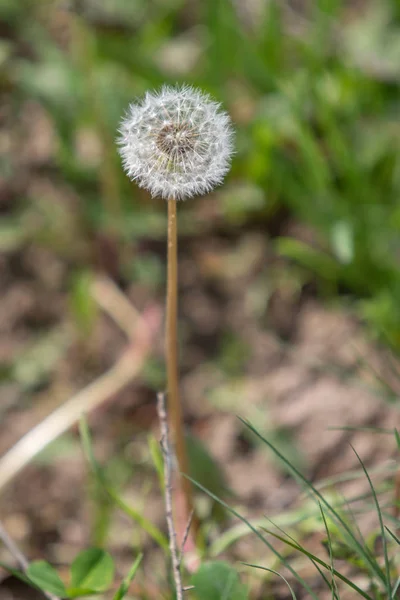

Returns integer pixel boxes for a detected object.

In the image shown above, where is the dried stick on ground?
[157,392,184,600]
[0,354,134,490]
[0,520,60,600]
[0,299,160,492]
[90,275,141,339]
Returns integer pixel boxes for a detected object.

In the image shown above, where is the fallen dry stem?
[0,289,158,491]
[91,274,141,338]
[0,354,135,491]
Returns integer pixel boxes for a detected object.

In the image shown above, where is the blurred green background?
[2,0,400,350]
[1,1,400,596]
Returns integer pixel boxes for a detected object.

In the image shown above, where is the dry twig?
[90,275,141,338]
[0,520,60,600]
[0,354,134,490]
[179,509,194,566]
[157,392,184,600]
[0,285,160,491]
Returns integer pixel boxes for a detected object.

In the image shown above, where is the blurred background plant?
[2,0,400,346]
[1,0,400,598]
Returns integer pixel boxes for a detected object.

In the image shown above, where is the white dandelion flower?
[118,85,234,200]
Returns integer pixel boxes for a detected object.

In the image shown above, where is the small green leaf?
[70,548,114,592]
[113,554,143,600]
[27,561,67,597]
[66,587,100,598]
[0,562,33,587]
[186,433,233,501]
[191,561,248,600]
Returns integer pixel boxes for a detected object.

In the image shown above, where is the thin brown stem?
[179,509,194,566]
[165,198,195,529]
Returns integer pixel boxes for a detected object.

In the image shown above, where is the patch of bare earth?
[0,223,399,599]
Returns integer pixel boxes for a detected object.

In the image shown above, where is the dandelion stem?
[165,198,195,533]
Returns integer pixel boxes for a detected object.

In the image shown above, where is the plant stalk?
[165,198,196,531]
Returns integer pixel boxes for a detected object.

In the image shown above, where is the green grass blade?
[242,563,297,599]
[261,517,341,598]
[350,444,392,596]
[185,476,320,600]
[307,560,337,598]
[392,576,400,599]
[384,526,400,546]
[340,492,369,556]
[318,503,339,600]
[239,417,385,584]
[261,527,374,600]
[394,429,400,451]
[209,481,378,558]
[79,417,168,550]
[113,553,143,600]
[203,0,274,91]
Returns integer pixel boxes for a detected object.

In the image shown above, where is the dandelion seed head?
[118,85,234,200]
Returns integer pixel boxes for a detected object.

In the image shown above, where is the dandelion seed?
[118,85,234,200]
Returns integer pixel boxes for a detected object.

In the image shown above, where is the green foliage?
[242,564,297,599]
[27,561,66,597]
[69,548,114,594]
[242,418,391,593]
[6,0,400,348]
[112,553,143,600]
[12,328,71,392]
[4,1,400,598]
[1,549,142,599]
[277,238,340,287]
[395,429,400,451]
[69,271,98,336]
[186,432,233,521]
[79,417,168,550]
[191,561,249,600]
[189,426,400,599]
[9,550,115,598]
